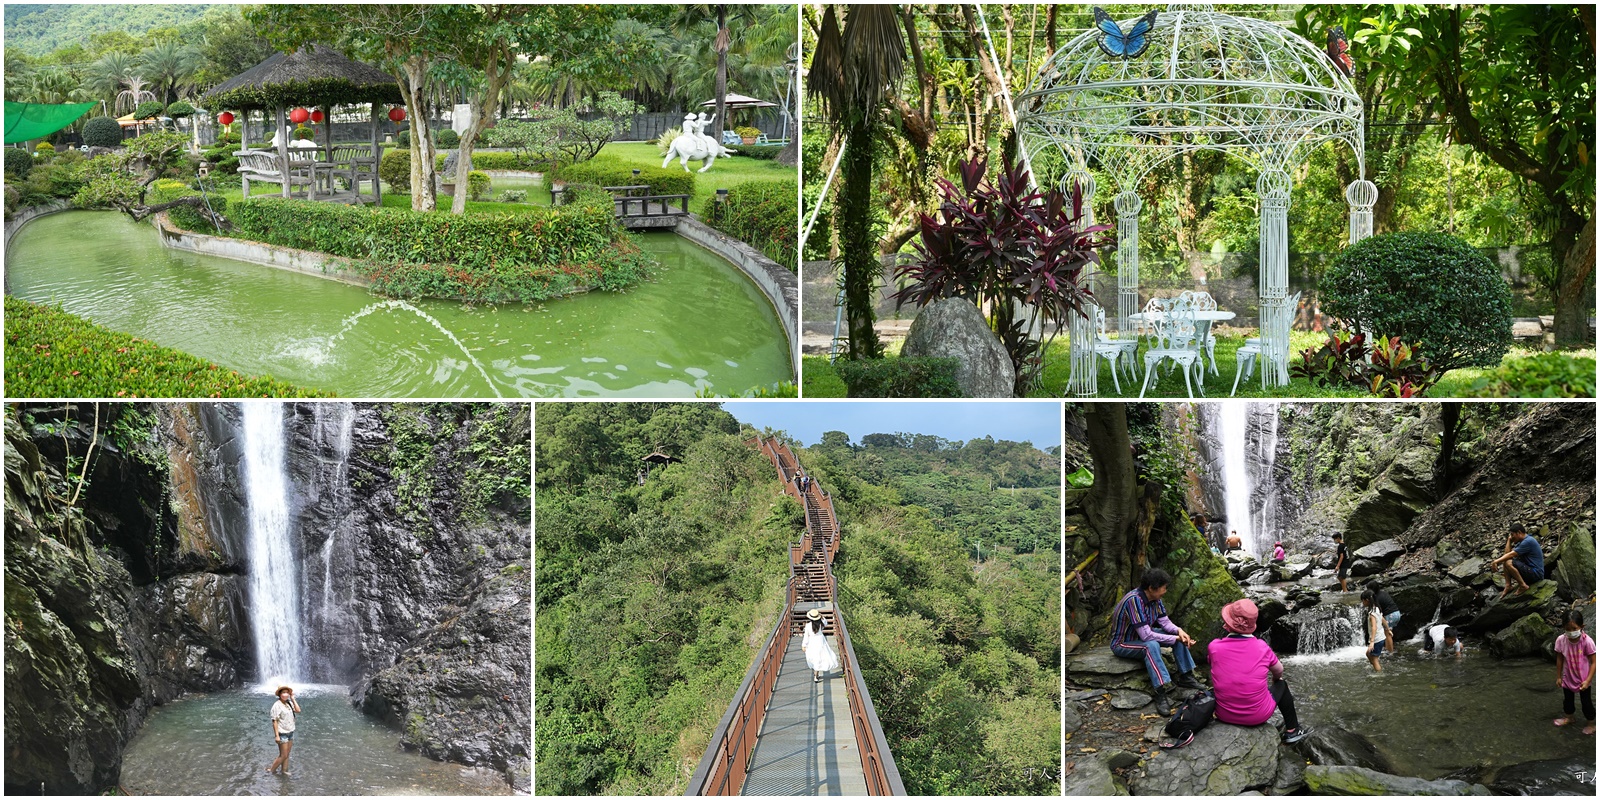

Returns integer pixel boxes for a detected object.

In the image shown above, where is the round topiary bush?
[82,116,124,148]
[379,149,411,192]
[293,125,314,141]
[34,141,55,157]
[133,101,166,120]
[1321,231,1514,372]
[395,129,410,148]
[436,128,459,148]
[165,100,195,118]
[466,170,490,200]
[5,147,34,180]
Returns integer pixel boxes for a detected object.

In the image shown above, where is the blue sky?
[721,401,1062,451]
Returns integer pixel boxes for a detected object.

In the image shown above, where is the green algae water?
[119,686,510,795]
[5,211,789,397]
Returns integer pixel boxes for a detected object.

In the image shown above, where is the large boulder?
[1353,539,1405,570]
[1463,580,1558,633]
[900,298,1014,397]
[1344,448,1436,549]
[1489,756,1597,796]
[1485,612,1556,660]
[1553,525,1595,601]
[1303,765,1491,795]
[1297,727,1393,772]
[1448,556,1487,583]
[1067,648,1152,690]
[1064,753,1119,796]
[1131,723,1282,795]
[1272,558,1314,582]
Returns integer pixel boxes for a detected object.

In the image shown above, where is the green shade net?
[5,101,98,144]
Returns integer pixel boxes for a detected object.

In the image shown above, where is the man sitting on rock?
[1491,523,1544,599]
[1110,568,1205,716]
[1210,599,1312,745]
[1226,531,1242,552]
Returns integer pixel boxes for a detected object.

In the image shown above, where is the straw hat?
[806,609,822,620]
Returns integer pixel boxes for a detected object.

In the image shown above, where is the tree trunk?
[451,42,514,216]
[839,120,882,359]
[1084,404,1137,610]
[713,5,729,145]
[1435,402,1462,497]
[1553,214,1595,345]
[398,56,437,212]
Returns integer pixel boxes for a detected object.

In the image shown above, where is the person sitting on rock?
[1272,541,1286,563]
[1226,531,1242,552]
[1110,568,1205,716]
[1332,533,1350,591]
[1210,599,1312,745]
[1361,590,1394,672]
[1491,523,1545,599]
[1554,608,1596,735]
[1419,624,1463,658]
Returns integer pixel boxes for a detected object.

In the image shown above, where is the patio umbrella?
[698,93,778,110]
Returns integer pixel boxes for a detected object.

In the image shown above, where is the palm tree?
[85,52,136,109]
[674,5,756,145]
[806,5,906,359]
[139,41,200,105]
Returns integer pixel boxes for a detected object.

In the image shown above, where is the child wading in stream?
[267,686,301,776]
[1361,590,1394,672]
[1554,609,1596,735]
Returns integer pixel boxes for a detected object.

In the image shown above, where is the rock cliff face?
[3,403,531,794]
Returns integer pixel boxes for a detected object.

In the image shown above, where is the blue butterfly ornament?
[1094,7,1159,59]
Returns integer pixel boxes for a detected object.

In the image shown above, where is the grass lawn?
[600,141,794,209]
[804,331,1596,399]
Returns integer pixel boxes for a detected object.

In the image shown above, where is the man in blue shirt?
[1490,522,1544,599]
[1109,568,1204,716]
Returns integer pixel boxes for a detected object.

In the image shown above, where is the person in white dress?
[802,608,841,683]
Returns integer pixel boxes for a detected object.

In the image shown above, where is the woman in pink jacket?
[1208,599,1311,745]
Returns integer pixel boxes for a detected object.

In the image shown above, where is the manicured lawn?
[4,297,329,398]
[600,141,794,209]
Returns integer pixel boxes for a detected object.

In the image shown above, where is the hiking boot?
[1154,683,1177,716]
[1281,726,1311,745]
[1174,671,1205,690]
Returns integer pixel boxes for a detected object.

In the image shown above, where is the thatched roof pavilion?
[200,45,401,203]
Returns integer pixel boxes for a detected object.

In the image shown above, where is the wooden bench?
[237,150,316,200]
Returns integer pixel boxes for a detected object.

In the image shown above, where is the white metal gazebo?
[1016,4,1376,396]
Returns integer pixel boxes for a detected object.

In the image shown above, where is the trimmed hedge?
[82,116,123,148]
[226,188,651,302]
[555,157,695,198]
[432,150,538,172]
[834,356,963,397]
[5,147,33,180]
[1464,352,1597,398]
[436,128,460,148]
[380,149,411,191]
[704,180,796,269]
[737,144,787,160]
[5,297,329,397]
[1322,231,1513,372]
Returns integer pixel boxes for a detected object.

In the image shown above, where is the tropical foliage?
[703,179,796,269]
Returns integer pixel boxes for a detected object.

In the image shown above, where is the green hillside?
[4,4,218,56]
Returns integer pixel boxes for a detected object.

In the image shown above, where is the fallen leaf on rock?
[1080,747,1098,753]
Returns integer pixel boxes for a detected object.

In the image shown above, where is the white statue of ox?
[663,112,735,173]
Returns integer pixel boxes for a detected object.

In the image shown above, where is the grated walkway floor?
[740,631,867,796]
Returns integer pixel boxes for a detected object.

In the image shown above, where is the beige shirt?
[271,699,296,733]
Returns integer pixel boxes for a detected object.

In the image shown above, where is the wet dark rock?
[1353,539,1405,569]
[1064,701,1083,734]
[1448,556,1487,583]
[1274,748,1308,794]
[1285,585,1323,612]
[1130,722,1281,795]
[901,298,1014,397]
[1489,756,1597,796]
[1296,726,1393,772]
[1485,613,1556,660]
[1462,580,1558,633]
[1109,689,1152,710]
[1303,764,1491,795]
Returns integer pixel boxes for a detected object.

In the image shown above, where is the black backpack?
[1162,689,1216,747]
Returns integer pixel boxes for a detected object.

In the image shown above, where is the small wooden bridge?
[606,184,690,230]
[687,437,904,797]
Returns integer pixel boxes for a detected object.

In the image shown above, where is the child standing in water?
[1554,609,1596,735]
[267,686,301,776]
[1361,590,1392,673]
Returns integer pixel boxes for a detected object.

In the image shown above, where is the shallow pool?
[5,211,790,397]
[119,686,510,795]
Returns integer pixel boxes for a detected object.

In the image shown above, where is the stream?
[119,686,510,796]
[5,210,789,397]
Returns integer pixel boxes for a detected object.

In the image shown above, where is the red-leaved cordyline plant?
[892,154,1113,395]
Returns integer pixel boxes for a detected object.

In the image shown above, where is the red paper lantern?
[289,107,311,125]
[217,111,235,126]
[310,109,325,123]
[388,107,407,123]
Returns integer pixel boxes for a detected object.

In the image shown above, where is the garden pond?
[5,210,791,397]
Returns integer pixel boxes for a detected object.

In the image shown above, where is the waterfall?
[1219,403,1257,555]
[241,403,306,684]
[313,403,355,628]
[1295,604,1366,657]
[1257,408,1280,546]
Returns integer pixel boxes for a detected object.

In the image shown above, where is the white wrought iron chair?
[1138,296,1204,398]
[1191,291,1221,374]
[1233,291,1301,396]
[1092,305,1138,394]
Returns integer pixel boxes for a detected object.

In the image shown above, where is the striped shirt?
[1110,588,1180,646]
